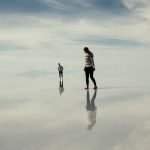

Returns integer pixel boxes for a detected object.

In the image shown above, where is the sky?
[0,0,150,51]
[0,0,150,86]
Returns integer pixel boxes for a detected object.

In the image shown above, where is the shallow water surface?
[0,78,150,150]
[0,50,150,150]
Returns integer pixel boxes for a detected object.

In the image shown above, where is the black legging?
[85,67,97,87]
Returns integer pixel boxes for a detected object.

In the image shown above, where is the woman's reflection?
[59,80,64,95]
[86,89,97,130]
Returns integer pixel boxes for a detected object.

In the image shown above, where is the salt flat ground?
[0,50,150,150]
[0,78,150,150]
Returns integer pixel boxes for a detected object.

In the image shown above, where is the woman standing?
[83,47,97,89]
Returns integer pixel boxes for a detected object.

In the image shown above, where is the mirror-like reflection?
[86,89,97,130]
[59,80,64,95]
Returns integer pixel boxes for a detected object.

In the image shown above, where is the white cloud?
[123,0,150,20]
[1,0,150,53]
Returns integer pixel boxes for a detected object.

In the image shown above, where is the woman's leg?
[89,69,97,87]
[85,69,90,88]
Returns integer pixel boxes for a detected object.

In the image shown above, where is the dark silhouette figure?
[58,63,64,81]
[59,80,64,95]
[86,89,97,130]
[83,47,97,89]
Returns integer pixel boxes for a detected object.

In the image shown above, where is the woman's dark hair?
[84,47,90,53]
[84,47,92,55]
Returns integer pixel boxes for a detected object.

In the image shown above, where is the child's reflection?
[86,89,97,130]
[59,80,64,95]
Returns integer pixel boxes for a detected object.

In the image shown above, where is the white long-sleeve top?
[85,52,95,68]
